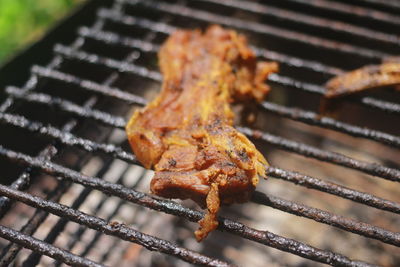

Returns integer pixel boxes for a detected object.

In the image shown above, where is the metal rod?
[259,101,400,148]
[268,73,400,115]
[25,6,167,264]
[62,166,140,259]
[267,74,400,114]
[1,112,398,214]
[266,167,400,214]
[0,185,235,267]
[31,65,400,148]
[121,0,389,59]
[239,126,400,182]
[32,65,148,106]
[0,146,388,266]
[200,0,400,46]
[6,86,126,129]
[251,191,400,246]
[77,25,342,76]
[359,0,400,9]
[77,168,138,258]
[54,44,162,81]
[285,0,400,26]
[0,1,397,265]
[0,180,71,266]
[22,158,115,267]
[78,26,160,53]
[72,27,400,115]
[0,10,94,219]
[0,10,109,226]
[6,86,400,182]
[0,112,136,163]
[0,225,105,267]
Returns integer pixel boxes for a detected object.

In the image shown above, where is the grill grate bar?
[120,0,389,59]
[0,173,31,218]
[54,44,162,81]
[11,6,181,265]
[24,45,400,180]
[267,74,400,114]
[267,167,400,214]
[0,38,76,196]
[31,64,148,106]
[7,86,400,182]
[0,146,380,267]
[0,180,72,266]
[200,0,400,46]
[19,10,169,265]
[78,185,145,260]
[239,126,400,182]
[251,191,400,247]
[285,0,400,26]
[0,225,104,267]
[0,0,398,265]
[0,184,233,267]
[78,26,160,53]
[61,166,143,261]
[51,44,400,133]
[0,111,135,163]
[31,65,400,148]
[260,102,400,148]
[359,0,400,9]
[77,25,342,77]
[22,158,115,267]
[0,5,110,224]
[1,112,399,214]
[76,169,138,259]
[6,86,126,129]
[60,166,145,266]
[75,22,400,115]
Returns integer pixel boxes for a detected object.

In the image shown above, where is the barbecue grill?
[0,0,399,266]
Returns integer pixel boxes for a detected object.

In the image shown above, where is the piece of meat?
[126,25,277,241]
[325,62,400,98]
[320,59,400,115]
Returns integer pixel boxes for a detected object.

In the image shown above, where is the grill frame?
[0,0,399,266]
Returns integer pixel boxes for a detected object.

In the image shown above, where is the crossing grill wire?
[0,0,399,266]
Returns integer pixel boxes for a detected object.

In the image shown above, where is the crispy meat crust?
[126,25,277,241]
[321,61,400,115]
[325,62,400,99]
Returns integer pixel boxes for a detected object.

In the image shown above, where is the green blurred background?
[0,0,85,65]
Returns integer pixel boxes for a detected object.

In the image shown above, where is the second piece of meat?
[320,59,400,115]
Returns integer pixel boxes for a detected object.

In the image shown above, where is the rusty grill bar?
[0,0,399,266]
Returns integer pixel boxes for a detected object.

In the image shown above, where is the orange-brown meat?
[126,25,277,241]
[325,62,400,98]
[320,60,400,115]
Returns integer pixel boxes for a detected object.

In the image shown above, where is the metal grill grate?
[0,0,399,266]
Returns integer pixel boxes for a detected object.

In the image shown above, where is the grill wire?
[0,0,399,266]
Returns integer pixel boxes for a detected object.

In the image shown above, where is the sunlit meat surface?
[126,25,277,241]
[321,60,400,115]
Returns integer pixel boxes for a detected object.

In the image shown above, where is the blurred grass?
[0,0,85,64]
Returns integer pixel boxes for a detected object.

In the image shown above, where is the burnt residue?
[168,158,177,167]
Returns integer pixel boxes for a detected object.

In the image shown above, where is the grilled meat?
[126,25,277,241]
[321,59,400,115]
